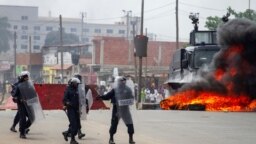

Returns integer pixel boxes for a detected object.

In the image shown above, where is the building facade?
[0,5,141,54]
[0,5,141,83]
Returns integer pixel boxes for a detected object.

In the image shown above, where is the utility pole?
[249,0,252,20]
[81,12,84,43]
[59,15,64,83]
[13,32,17,78]
[176,0,179,49]
[131,19,138,83]
[249,0,251,11]
[123,10,132,63]
[76,12,85,74]
[29,36,32,72]
[138,0,144,107]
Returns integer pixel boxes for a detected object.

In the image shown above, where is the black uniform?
[13,80,32,138]
[62,84,88,140]
[63,84,80,144]
[10,81,20,132]
[100,88,135,144]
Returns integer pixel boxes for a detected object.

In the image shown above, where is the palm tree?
[0,17,12,53]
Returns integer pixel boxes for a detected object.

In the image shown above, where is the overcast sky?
[1,0,255,41]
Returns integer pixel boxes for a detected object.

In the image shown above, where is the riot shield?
[18,80,45,123]
[114,78,135,124]
[126,78,135,96]
[86,89,93,109]
[78,84,87,120]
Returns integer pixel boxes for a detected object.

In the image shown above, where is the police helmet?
[20,71,30,79]
[73,73,82,81]
[115,76,126,82]
[70,77,80,84]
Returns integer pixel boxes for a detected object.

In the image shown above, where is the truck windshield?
[194,31,217,45]
[194,50,218,68]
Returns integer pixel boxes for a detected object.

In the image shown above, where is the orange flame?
[161,45,256,112]
[160,90,254,111]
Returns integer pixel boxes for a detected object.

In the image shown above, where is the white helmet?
[115,76,126,82]
[20,71,30,77]
[70,77,80,84]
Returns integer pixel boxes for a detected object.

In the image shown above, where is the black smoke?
[179,19,256,99]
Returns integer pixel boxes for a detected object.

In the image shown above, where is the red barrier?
[35,84,108,110]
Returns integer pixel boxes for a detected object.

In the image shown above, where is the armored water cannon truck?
[165,13,221,94]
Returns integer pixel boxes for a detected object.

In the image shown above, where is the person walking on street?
[12,71,32,139]
[63,77,81,144]
[62,74,90,140]
[10,76,21,132]
[98,76,136,144]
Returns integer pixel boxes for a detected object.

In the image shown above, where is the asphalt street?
[0,109,256,144]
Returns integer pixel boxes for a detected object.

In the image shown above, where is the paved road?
[0,109,256,144]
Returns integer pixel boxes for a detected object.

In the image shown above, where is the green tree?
[0,17,12,53]
[44,31,80,46]
[228,7,256,21]
[205,7,256,30]
[205,16,223,31]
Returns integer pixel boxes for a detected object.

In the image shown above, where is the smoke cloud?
[179,18,256,99]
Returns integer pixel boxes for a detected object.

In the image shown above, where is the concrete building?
[0,5,141,54]
[91,36,187,87]
[0,5,141,83]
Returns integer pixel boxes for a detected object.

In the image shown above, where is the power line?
[179,1,226,12]
[86,1,176,21]
[143,1,176,13]
[145,9,176,21]
[179,9,208,20]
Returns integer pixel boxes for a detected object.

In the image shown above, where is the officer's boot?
[78,129,85,139]
[109,134,115,144]
[10,126,17,132]
[129,134,135,144]
[20,133,26,139]
[25,128,30,134]
[70,136,79,144]
[62,131,68,141]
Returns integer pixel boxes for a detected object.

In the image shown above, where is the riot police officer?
[98,76,136,144]
[13,71,32,139]
[63,77,81,144]
[62,74,87,140]
[10,76,21,133]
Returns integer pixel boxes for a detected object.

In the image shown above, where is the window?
[34,36,40,40]
[82,38,89,42]
[118,30,125,34]
[71,28,77,32]
[21,35,28,40]
[33,45,40,50]
[21,45,28,49]
[194,50,219,68]
[94,29,101,33]
[21,16,28,20]
[21,26,28,30]
[34,26,40,31]
[106,29,113,34]
[13,25,18,30]
[46,26,53,31]
[83,29,89,33]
